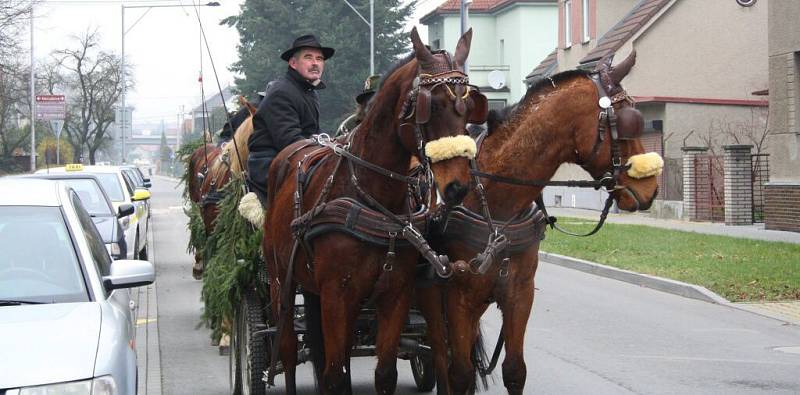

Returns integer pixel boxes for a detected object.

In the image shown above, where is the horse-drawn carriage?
[181,25,662,395]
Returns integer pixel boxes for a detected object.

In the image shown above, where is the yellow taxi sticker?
[65,163,84,171]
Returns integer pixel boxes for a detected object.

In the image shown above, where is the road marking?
[773,346,800,355]
[136,318,157,326]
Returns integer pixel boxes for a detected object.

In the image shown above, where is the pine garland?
[200,175,264,341]
[184,202,207,255]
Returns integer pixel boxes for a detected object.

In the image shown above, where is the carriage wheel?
[238,289,267,395]
[410,353,436,392]
[229,317,241,395]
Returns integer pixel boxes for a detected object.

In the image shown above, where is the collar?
[286,68,326,91]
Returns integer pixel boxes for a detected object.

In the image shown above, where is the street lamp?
[120,1,220,163]
[342,0,374,75]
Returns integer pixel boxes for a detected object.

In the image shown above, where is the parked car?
[19,173,134,260]
[121,165,151,218]
[0,177,154,395]
[36,165,150,260]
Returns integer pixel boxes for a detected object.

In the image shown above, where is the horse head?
[399,27,486,206]
[576,50,661,211]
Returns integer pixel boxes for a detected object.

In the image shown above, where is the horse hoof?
[192,268,203,280]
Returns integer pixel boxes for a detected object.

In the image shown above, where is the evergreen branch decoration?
[200,175,264,340]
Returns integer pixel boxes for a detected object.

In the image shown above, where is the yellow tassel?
[626,152,664,179]
[424,135,477,163]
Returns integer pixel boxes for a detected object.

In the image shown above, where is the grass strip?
[540,217,800,302]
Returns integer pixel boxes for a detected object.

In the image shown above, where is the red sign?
[35,95,66,120]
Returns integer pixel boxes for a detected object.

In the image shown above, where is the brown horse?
[262,27,486,394]
[419,51,662,394]
[186,98,257,278]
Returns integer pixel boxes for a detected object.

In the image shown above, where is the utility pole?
[460,0,472,73]
[30,6,36,171]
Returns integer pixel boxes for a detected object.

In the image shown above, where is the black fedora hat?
[281,34,335,61]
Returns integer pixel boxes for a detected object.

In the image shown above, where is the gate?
[751,153,770,223]
[693,154,725,222]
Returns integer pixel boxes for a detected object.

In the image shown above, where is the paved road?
[140,176,800,394]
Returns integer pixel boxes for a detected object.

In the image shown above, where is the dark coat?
[246,68,325,205]
[248,68,325,154]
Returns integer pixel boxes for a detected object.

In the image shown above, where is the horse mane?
[486,69,592,134]
[209,115,254,180]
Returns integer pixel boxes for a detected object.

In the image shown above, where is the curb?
[538,251,730,305]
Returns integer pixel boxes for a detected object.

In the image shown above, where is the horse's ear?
[594,53,614,72]
[608,50,637,85]
[410,27,434,66]
[453,28,472,69]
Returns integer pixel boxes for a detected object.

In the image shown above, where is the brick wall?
[764,183,800,232]
[682,146,708,221]
[723,145,753,226]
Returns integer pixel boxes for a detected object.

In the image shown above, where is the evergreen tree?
[222,0,415,130]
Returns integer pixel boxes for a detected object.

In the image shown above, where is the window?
[72,193,113,278]
[488,99,507,112]
[564,0,572,48]
[499,39,505,64]
[0,206,88,303]
[582,0,590,43]
[795,52,800,134]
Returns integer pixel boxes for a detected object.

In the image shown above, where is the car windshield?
[60,179,113,216]
[0,206,89,303]
[91,173,124,202]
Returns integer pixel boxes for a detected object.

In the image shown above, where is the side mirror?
[117,203,135,218]
[143,181,152,188]
[103,259,155,291]
[131,189,151,201]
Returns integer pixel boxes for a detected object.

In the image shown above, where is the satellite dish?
[487,70,506,90]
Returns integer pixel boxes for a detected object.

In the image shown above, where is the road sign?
[115,107,132,130]
[35,95,66,121]
[50,120,64,139]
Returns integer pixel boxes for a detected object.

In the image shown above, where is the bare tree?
[54,29,131,164]
[0,59,31,167]
[0,1,35,68]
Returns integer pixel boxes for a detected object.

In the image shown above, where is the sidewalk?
[545,207,800,244]
[538,207,800,325]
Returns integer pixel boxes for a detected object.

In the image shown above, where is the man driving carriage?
[247,34,335,207]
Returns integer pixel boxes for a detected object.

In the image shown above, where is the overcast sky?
[31,0,440,132]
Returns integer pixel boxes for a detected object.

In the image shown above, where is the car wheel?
[139,244,148,261]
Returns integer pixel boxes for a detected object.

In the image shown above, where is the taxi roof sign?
[65,164,84,172]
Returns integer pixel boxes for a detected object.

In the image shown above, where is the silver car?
[0,178,154,395]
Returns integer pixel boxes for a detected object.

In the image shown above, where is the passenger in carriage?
[246,34,335,207]
[336,74,380,136]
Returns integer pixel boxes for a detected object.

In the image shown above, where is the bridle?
[308,51,487,279]
[467,70,646,240]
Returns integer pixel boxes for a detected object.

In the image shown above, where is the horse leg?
[318,280,360,394]
[446,293,480,395]
[269,270,299,394]
[416,285,451,395]
[498,274,535,395]
[373,273,413,395]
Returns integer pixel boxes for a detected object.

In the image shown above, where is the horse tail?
[302,290,324,390]
[471,322,491,390]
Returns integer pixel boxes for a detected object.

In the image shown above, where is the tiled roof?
[579,0,672,65]
[421,0,555,23]
[525,49,558,80]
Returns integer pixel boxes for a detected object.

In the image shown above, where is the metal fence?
[751,153,770,223]
[693,154,725,222]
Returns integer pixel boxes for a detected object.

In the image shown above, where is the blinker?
[614,106,644,140]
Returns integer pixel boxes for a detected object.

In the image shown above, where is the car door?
[120,171,147,253]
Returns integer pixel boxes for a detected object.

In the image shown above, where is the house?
[528,0,768,216]
[764,0,800,232]
[421,0,559,110]
[191,85,236,137]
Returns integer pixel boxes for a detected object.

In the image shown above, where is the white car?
[36,165,150,260]
[0,177,155,395]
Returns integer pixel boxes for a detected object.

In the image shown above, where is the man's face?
[289,48,325,82]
